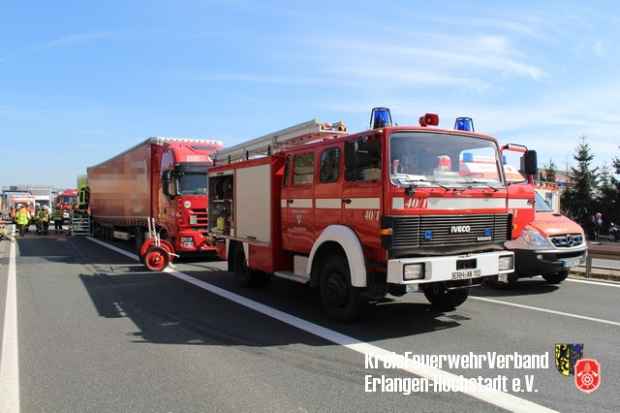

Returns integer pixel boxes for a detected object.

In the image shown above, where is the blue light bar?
[370,107,393,129]
[455,117,475,132]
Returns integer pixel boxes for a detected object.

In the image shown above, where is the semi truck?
[207,108,535,321]
[88,137,223,270]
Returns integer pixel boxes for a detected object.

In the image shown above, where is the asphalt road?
[1,232,620,412]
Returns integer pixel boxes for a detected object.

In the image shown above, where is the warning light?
[419,113,439,127]
[370,107,392,129]
[455,117,475,132]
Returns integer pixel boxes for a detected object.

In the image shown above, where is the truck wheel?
[231,244,268,287]
[319,255,362,322]
[144,247,169,272]
[423,284,469,311]
[542,271,568,284]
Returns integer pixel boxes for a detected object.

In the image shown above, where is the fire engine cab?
[207,109,532,321]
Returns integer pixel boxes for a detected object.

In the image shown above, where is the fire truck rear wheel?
[423,284,469,310]
[542,270,568,284]
[319,255,362,322]
[232,243,268,287]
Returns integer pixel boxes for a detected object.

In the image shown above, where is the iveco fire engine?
[207,108,536,321]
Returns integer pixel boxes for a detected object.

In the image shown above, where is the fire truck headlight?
[189,215,198,225]
[498,255,514,272]
[183,201,192,209]
[521,226,554,249]
[181,237,194,248]
[404,263,425,280]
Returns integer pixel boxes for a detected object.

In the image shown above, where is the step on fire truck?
[207,109,537,321]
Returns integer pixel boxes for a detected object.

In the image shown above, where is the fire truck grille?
[190,208,209,225]
[391,214,511,249]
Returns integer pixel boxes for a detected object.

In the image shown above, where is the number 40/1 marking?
[364,210,380,222]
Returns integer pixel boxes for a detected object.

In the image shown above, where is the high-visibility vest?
[15,209,30,225]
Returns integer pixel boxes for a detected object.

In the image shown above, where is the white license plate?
[561,257,582,268]
[452,269,481,280]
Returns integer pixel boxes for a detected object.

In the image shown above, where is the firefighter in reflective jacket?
[37,206,50,235]
[52,204,64,234]
[15,204,31,236]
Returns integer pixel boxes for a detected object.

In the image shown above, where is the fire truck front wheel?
[231,243,269,287]
[319,255,362,322]
[423,283,469,311]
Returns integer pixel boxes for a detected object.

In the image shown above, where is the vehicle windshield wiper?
[399,178,453,193]
[465,181,500,192]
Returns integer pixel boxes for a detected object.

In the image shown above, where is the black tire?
[423,283,470,310]
[542,271,568,284]
[319,255,362,322]
[231,243,268,287]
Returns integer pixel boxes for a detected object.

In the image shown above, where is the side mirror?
[521,150,538,176]
[162,170,175,198]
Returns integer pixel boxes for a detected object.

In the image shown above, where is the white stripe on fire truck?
[289,199,313,208]
[281,199,287,208]
[344,197,380,209]
[508,199,530,208]
[391,197,505,210]
[315,198,341,209]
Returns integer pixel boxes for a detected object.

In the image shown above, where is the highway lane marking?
[566,278,620,288]
[470,296,620,327]
[87,237,556,413]
[0,225,20,413]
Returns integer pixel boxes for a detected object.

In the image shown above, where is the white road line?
[470,296,620,327]
[566,278,620,288]
[87,236,556,413]
[86,237,140,260]
[0,225,20,413]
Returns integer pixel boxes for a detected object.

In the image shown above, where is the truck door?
[342,134,382,250]
[281,152,315,253]
[314,145,342,237]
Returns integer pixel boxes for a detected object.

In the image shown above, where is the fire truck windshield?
[177,172,208,195]
[390,132,503,188]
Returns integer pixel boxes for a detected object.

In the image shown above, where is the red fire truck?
[207,109,536,320]
[88,137,223,270]
[54,189,78,223]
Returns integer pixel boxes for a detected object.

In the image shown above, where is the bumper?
[514,246,587,277]
[175,230,217,253]
[387,251,514,287]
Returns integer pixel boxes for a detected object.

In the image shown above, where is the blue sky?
[1,0,619,187]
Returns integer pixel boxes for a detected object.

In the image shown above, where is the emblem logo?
[554,343,584,376]
[575,358,601,393]
[450,225,471,234]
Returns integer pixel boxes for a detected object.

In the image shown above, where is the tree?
[542,159,557,182]
[597,164,618,227]
[560,137,599,229]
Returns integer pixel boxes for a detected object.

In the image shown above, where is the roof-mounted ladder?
[214,119,348,163]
